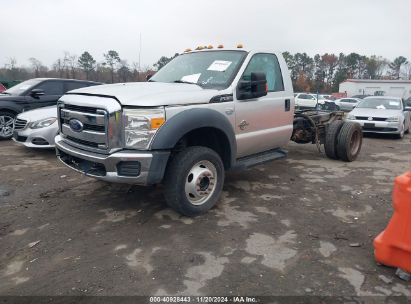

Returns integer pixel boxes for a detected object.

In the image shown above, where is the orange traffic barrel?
[374,171,411,274]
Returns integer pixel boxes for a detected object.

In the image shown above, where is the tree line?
[1,50,410,93]
[283,52,410,93]
[0,50,155,85]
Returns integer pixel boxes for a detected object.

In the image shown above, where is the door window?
[65,81,89,93]
[35,81,64,95]
[241,53,284,92]
[299,94,314,99]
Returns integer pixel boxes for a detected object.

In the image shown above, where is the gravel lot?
[0,134,410,297]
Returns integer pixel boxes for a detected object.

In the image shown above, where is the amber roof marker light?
[237,43,244,49]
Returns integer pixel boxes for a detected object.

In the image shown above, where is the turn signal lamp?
[150,117,165,129]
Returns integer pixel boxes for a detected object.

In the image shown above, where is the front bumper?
[12,123,58,148]
[55,135,170,185]
[348,119,402,134]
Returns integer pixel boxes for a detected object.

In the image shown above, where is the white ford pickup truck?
[55,48,362,216]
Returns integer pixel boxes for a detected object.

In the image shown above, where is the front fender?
[151,108,237,166]
[0,101,22,114]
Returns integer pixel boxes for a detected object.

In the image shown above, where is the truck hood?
[67,82,224,107]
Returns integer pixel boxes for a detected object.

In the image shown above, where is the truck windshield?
[150,50,247,89]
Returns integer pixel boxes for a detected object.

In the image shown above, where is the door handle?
[225,108,234,115]
[285,99,291,111]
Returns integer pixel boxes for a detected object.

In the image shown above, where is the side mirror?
[237,72,267,100]
[404,107,411,112]
[30,89,45,97]
[146,74,153,81]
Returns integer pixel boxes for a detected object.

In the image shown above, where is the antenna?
[138,33,142,71]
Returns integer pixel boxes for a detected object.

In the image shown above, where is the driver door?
[234,53,291,158]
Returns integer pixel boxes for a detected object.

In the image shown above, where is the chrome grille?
[14,118,28,130]
[355,116,387,121]
[59,105,108,150]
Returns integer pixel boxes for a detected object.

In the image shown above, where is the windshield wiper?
[173,80,201,87]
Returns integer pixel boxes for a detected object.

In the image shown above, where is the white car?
[334,97,362,111]
[12,106,58,148]
[346,96,411,139]
[294,93,319,108]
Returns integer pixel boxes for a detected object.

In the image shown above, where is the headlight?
[346,114,356,120]
[386,117,400,122]
[30,117,57,129]
[123,108,165,150]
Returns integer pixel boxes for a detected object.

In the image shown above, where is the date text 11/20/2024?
[149,296,258,303]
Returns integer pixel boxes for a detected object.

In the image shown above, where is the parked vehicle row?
[0,78,101,139]
[5,78,410,152]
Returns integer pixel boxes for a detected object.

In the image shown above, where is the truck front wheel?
[163,146,224,217]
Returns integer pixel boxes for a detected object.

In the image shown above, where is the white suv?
[294,93,318,108]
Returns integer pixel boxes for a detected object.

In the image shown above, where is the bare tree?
[29,57,44,77]
[4,57,18,79]
[67,53,78,79]
[53,58,65,78]
[131,62,140,81]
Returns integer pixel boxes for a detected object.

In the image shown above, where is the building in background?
[339,79,411,99]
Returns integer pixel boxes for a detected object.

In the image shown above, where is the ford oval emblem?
[69,119,84,132]
[368,117,373,121]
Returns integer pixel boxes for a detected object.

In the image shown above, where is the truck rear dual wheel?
[163,146,224,217]
[325,121,362,162]
[336,121,362,162]
[324,121,344,160]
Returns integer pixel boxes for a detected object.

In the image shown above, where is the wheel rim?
[0,115,15,137]
[184,160,217,206]
[350,130,361,155]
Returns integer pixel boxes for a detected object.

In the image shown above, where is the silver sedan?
[334,97,362,111]
[12,106,58,148]
[346,96,411,139]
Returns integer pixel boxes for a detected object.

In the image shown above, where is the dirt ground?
[0,133,410,297]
